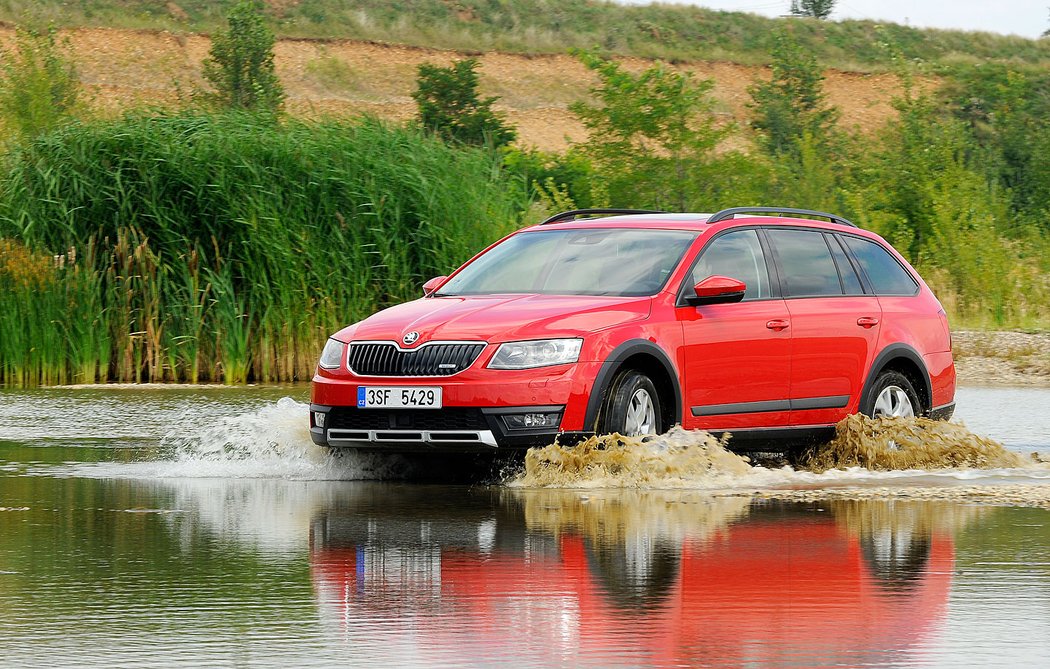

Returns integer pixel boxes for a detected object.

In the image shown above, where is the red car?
[311,207,955,452]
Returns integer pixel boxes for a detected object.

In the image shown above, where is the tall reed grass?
[0,113,528,385]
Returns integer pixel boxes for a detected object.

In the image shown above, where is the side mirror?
[422,275,447,296]
[686,275,746,306]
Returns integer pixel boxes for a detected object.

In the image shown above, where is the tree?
[201,0,284,113]
[790,0,836,20]
[412,58,515,148]
[0,27,80,140]
[569,51,735,210]
[748,29,839,157]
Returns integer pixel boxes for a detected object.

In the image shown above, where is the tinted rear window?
[827,234,864,295]
[842,236,919,296]
[767,229,843,297]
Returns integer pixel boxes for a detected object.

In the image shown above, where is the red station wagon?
[310,207,956,452]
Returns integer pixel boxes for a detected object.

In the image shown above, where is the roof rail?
[706,207,858,228]
[540,208,667,225]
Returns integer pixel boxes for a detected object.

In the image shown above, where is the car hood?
[335,294,652,345]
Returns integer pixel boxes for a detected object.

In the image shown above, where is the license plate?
[357,386,442,409]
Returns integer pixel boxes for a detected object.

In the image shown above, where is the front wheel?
[862,370,921,419]
[599,370,662,437]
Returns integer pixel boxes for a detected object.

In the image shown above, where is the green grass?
[4,0,1050,71]
[0,112,530,385]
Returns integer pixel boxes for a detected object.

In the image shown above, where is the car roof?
[522,212,867,234]
[522,213,708,232]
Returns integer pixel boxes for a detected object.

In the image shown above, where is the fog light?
[503,413,560,430]
[314,411,327,428]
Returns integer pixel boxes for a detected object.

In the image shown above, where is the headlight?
[318,338,346,370]
[488,338,582,370]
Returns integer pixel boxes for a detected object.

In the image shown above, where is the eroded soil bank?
[953,330,1050,387]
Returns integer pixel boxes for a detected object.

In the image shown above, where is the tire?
[862,370,921,419]
[599,370,662,437]
[860,530,931,591]
[584,536,680,610]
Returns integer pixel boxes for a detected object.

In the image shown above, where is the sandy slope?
[1,26,924,151]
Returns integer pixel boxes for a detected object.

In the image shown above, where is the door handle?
[857,316,880,328]
[766,319,789,331]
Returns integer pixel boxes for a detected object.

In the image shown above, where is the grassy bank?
[6,0,1050,71]
[0,113,528,385]
[1,108,1047,387]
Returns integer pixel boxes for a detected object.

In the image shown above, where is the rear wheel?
[600,370,662,437]
[863,370,921,419]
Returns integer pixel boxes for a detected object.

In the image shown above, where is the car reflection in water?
[310,486,966,666]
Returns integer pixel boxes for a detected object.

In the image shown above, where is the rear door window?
[827,234,864,295]
[766,229,844,297]
[842,236,919,296]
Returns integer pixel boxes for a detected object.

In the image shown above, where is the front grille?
[347,342,485,376]
[328,407,490,431]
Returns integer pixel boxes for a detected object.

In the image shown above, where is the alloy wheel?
[624,388,656,435]
[872,385,915,418]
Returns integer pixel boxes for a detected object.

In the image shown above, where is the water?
[954,386,1050,451]
[1,384,1050,667]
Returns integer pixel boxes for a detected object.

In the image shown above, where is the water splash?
[510,417,1050,491]
[160,397,317,462]
[797,414,1027,473]
[509,427,756,489]
[75,397,411,480]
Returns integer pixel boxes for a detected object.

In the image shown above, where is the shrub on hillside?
[790,0,836,20]
[569,50,731,210]
[0,27,81,140]
[748,28,839,158]
[412,58,515,148]
[201,0,284,113]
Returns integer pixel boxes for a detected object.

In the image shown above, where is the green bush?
[0,26,81,141]
[570,50,731,210]
[201,0,285,113]
[413,58,515,148]
[502,147,602,211]
[839,74,1050,328]
[790,1,836,20]
[748,28,839,158]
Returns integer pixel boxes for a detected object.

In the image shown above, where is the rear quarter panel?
[876,292,955,409]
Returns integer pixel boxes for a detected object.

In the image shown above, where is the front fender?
[582,338,683,431]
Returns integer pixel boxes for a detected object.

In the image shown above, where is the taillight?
[937,308,952,352]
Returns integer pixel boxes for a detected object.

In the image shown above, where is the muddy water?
[1,385,1049,667]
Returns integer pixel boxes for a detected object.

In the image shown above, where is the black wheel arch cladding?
[861,344,932,414]
[584,339,683,432]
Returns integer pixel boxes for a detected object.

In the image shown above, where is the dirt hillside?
[3,26,920,151]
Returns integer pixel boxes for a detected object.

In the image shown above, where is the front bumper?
[310,403,589,451]
[311,355,603,451]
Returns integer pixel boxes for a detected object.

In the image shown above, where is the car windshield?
[436,228,697,297]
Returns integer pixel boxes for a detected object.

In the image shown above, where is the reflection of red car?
[310,494,952,665]
[310,207,955,453]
